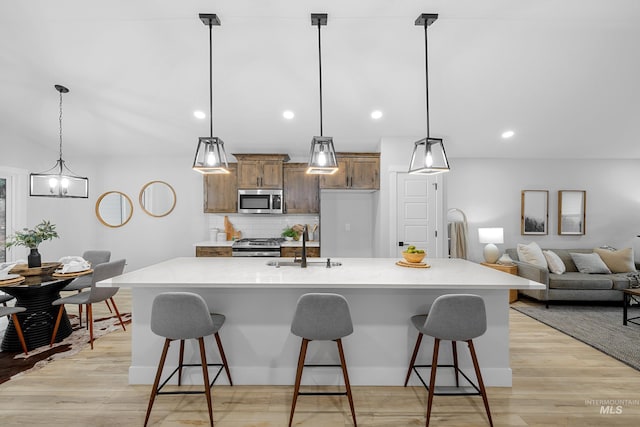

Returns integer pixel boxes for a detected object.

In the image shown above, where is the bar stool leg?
[178,339,185,385]
[337,338,357,426]
[11,313,29,355]
[452,341,459,387]
[144,338,171,427]
[198,337,214,427]
[467,340,493,427]
[289,338,309,427]
[426,338,440,427]
[404,333,423,386]
[214,332,233,385]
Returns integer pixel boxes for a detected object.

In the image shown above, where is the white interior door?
[395,173,438,258]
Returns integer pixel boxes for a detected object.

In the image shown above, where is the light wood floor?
[1,290,639,426]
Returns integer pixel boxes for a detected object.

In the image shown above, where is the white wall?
[446,158,640,263]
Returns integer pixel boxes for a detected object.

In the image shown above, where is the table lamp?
[478,227,504,264]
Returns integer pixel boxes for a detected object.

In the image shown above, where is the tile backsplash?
[206,214,319,241]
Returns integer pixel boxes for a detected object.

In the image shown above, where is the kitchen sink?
[266,259,342,268]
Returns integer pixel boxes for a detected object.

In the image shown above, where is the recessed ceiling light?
[371,110,383,120]
[501,130,515,139]
[193,110,206,119]
[283,110,295,120]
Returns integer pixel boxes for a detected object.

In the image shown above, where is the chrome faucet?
[301,225,308,268]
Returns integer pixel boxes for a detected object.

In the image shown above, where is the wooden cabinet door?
[237,160,261,188]
[284,163,319,213]
[350,157,380,190]
[319,158,350,189]
[204,163,237,213]
[260,160,284,189]
[281,246,321,258]
[196,247,232,257]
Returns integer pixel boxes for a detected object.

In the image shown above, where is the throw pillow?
[570,252,611,274]
[543,250,566,274]
[593,247,636,273]
[517,242,548,269]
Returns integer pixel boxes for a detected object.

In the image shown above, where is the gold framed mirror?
[139,181,176,218]
[95,191,133,228]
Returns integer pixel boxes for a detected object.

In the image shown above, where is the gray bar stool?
[404,294,493,427]
[289,293,357,427]
[144,292,232,427]
[0,305,28,355]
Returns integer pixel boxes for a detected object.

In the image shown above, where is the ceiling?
[2,0,640,162]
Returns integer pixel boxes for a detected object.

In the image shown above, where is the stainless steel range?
[232,237,285,257]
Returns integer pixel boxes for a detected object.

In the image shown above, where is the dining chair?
[50,258,126,349]
[404,294,493,427]
[0,305,29,355]
[61,250,111,325]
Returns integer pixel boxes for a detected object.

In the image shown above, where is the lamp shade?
[307,136,338,174]
[408,137,449,175]
[192,137,230,174]
[478,227,504,244]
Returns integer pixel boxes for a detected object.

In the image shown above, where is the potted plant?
[282,227,299,241]
[5,220,60,268]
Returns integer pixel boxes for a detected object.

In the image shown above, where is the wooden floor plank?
[1,290,639,426]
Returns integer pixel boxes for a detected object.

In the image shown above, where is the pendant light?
[307,13,338,175]
[192,13,230,174]
[408,13,450,175]
[29,85,89,198]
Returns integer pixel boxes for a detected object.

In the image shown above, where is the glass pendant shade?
[307,136,338,174]
[192,137,230,174]
[408,137,449,175]
[30,84,89,198]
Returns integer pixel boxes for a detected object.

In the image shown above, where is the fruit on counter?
[404,245,425,254]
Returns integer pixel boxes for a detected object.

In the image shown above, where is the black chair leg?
[289,338,309,427]
[452,341,459,387]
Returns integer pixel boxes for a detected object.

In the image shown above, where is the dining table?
[0,267,90,352]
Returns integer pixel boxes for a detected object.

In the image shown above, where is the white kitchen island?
[99,257,544,387]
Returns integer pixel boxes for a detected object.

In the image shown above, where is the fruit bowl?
[402,251,426,264]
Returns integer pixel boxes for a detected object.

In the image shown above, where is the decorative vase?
[28,248,42,268]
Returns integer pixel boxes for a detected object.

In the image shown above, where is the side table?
[622,288,640,326]
[481,262,519,303]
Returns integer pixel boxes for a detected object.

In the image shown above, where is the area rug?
[0,312,131,385]
[511,302,640,371]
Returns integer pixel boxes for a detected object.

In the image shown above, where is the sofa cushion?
[570,252,611,274]
[543,250,566,274]
[610,274,632,291]
[517,242,547,269]
[548,248,592,273]
[593,247,636,273]
[549,272,613,290]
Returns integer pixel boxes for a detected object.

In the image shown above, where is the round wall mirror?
[95,191,133,228]
[139,181,176,217]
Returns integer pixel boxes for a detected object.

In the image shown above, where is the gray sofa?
[505,248,637,303]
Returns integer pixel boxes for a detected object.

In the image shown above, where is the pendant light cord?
[317,21,323,137]
[208,22,214,138]
[58,89,64,163]
[423,23,430,139]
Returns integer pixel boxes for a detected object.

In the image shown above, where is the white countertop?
[100,257,545,290]
[194,240,320,247]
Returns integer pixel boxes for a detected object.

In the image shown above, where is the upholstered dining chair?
[289,293,357,427]
[50,258,126,349]
[61,250,111,325]
[0,305,29,355]
[404,294,493,427]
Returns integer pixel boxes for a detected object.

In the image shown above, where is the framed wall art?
[521,190,548,235]
[558,190,586,235]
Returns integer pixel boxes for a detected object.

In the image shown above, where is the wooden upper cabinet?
[320,152,380,190]
[234,154,290,189]
[204,163,238,213]
[283,163,319,214]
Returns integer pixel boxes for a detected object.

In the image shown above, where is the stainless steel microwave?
[238,189,283,214]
